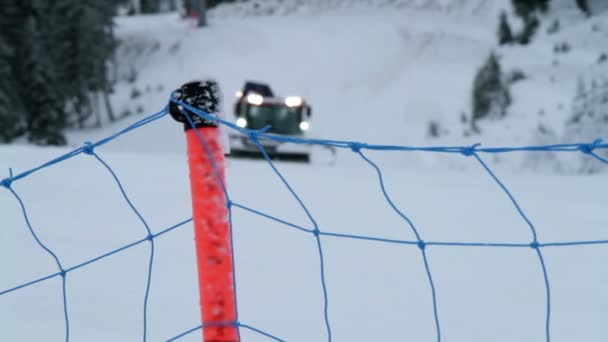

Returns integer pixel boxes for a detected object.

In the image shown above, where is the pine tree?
[518,15,540,45]
[510,0,545,44]
[0,1,31,142]
[512,0,534,19]
[0,0,119,145]
[498,11,513,45]
[564,77,608,173]
[472,52,511,131]
[576,0,591,16]
[512,0,551,18]
[208,0,236,8]
[0,34,24,142]
[45,0,116,128]
[16,15,67,145]
[141,0,161,13]
[538,0,550,12]
[73,2,116,125]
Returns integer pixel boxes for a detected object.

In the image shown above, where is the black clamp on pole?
[169,80,222,130]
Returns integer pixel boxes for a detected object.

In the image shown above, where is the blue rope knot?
[82,141,95,155]
[530,241,540,249]
[417,240,426,251]
[248,125,272,142]
[1,178,11,189]
[461,143,481,157]
[146,234,154,242]
[312,228,320,237]
[59,269,66,278]
[247,131,261,144]
[350,142,364,153]
[579,139,602,154]
[226,200,233,208]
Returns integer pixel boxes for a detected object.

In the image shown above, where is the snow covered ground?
[2,131,607,342]
[1,1,607,341]
[71,0,608,169]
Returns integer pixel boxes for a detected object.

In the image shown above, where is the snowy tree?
[537,0,550,12]
[498,11,513,45]
[141,0,161,13]
[471,52,511,131]
[517,15,540,45]
[0,34,24,143]
[16,15,67,145]
[563,77,608,173]
[208,0,236,8]
[0,1,26,142]
[0,0,119,145]
[512,0,531,19]
[512,0,549,19]
[47,1,117,127]
[576,0,591,16]
[510,0,546,44]
[129,0,182,14]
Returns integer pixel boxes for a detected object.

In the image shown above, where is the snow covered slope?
[2,1,607,341]
[72,1,506,155]
[69,0,606,170]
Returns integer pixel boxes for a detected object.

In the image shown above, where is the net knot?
[1,178,12,189]
[530,241,540,249]
[579,139,602,154]
[417,240,426,251]
[461,143,481,156]
[247,131,260,144]
[248,126,272,145]
[82,141,95,155]
[350,142,364,153]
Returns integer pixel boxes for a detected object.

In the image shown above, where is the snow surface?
[2,1,608,341]
[70,0,608,170]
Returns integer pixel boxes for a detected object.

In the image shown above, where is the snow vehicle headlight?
[285,96,303,107]
[299,121,310,131]
[235,90,243,98]
[246,93,264,105]
[236,117,247,128]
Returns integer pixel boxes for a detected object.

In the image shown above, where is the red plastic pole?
[185,127,239,342]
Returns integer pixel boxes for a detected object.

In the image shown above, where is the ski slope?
[72,3,506,158]
[70,0,608,169]
[2,1,608,341]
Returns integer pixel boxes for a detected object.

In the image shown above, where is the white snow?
[1,1,607,341]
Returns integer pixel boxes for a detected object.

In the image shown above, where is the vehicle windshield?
[245,104,303,135]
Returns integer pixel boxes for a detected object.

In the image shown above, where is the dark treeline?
[511,0,550,18]
[136,0,234,15]
[0,0,234,145]
[0,1,118,145]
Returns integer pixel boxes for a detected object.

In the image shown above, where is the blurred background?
[0,0,606,166]
[1,2,608,341]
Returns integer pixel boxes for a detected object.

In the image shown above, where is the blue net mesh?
[1,99,607,342]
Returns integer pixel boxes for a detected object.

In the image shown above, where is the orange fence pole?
[171,81,239,342]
